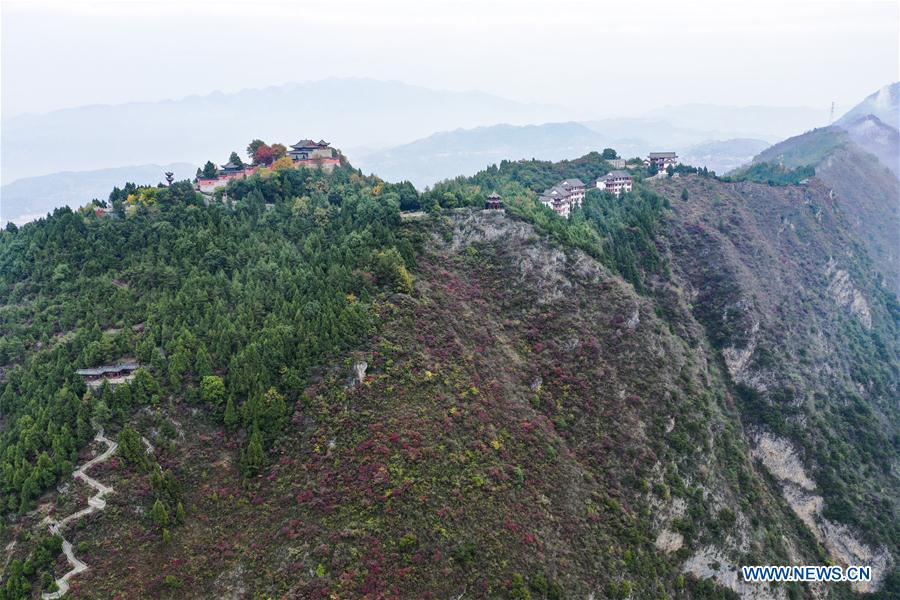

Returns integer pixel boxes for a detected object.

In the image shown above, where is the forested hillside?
[0,166,418,597]
[0,155,896,599]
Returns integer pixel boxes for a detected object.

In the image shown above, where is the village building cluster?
[195,139,340,193]
[539,178,586,218]
[529,151,678,218]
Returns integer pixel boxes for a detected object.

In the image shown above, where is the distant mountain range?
[677,138,771,174]
[1,78,569,185]
[355,121,770,188]
[3,78,891,220]
[353,122,607,188]
[2,77,832,187]
[0,163,196,225]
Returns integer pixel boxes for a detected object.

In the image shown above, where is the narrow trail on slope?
[41,431,118,600]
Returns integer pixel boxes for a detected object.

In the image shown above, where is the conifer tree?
[195,345,213,378]
[224,396,238,430]
[150,499,169,528]
[243,427,265,476]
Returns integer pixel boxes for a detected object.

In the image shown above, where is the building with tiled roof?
[539,178,587,218]
[288,139,334,161]
[595,170,633,197]
[287,138,340,171]
[645,152,679,171]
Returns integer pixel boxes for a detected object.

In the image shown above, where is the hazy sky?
[2,0,898,117]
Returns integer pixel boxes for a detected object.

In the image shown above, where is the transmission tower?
[830,101,835,124]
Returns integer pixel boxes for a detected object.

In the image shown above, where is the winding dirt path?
[41,431,118,599]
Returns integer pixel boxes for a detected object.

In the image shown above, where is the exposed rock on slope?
[825,258,872,329]
[652,174,899,593]
[751,432,891,593]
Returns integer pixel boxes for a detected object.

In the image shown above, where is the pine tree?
[195,345,213,378]
[167,344,190,388]
[263,387,287,435]
[223,396,238,430]
[118,425,150,472]
[150,499,169,528]
[91,399,111,425]
[201,161,217,179]
[243,427,265,476]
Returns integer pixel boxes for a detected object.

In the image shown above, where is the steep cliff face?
[651,174,899,593]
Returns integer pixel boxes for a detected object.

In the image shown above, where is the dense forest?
[0,165,420,596]
[2,154,668,522]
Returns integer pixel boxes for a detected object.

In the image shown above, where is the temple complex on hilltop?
[195,138,341,193]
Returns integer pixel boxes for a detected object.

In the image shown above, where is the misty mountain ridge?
[643,102,833,140]
[356,121,770,188]
[0,78,571,185]
[838,114,900,177]
[0,163,196,225]
[3,77,837,186]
